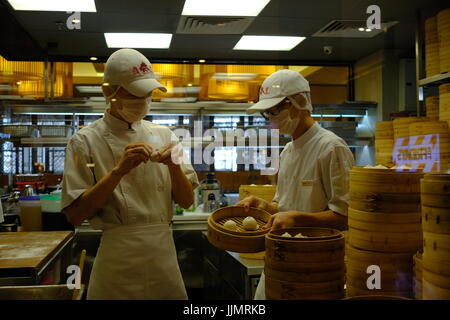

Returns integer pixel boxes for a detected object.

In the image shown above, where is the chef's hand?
[153,143,183,168]
[114,143,153,176]
[236,196,271,213]
[263,211,299,230]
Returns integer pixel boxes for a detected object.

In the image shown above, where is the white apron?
[87,223,187,300]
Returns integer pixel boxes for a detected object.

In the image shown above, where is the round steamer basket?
[349,167,424,194]
[343,295,411,300]
[207,206,271,253]
[422,205,450,234]
[348,228,422,253]
[345,244,414,297]
[423,232,450,262]
[348,209,421,233]
[265,227,345,300]
[345,285,413,299]
[349,192,421,213]
[422,278,450,300]
[421,173,450,208]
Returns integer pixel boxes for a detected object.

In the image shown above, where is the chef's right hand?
[236,196,270,213]
[113,143,153,176]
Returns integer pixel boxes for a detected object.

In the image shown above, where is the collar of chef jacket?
[292,122,320,149]
[103,110,143,132]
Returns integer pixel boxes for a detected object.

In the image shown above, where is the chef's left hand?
[154,143,183,168]
[263,211,302,230]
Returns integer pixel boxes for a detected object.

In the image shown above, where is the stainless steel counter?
[226,251,264,276]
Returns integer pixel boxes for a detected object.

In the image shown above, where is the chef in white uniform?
[61,48,199,300]
[237,69,355,299]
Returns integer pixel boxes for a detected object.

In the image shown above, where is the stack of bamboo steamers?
[346,167,424,298]
[421,173,450,299]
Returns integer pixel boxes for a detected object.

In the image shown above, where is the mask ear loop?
[104,86,121,104]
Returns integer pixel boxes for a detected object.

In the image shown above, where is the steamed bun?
[224,220,237,231]
[281,232,292,238]
[242,216,258,231]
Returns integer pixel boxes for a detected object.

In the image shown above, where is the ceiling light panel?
[233,36,306,51]
[7,0,97,12]
[182,0,270,16]
[104,33,173,49]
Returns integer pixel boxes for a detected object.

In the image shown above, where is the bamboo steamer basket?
[207,206,271,253]
[350,167,424,194]
[413,251,423,300]
[348,210,421,233]
[265,227,345,300]
[375,121,394,138]
[375,122,394,165]
[409,121,450,136]
[393,117,429,139]
[266,276,345,300]
[349,192,421,213]
[423,268,450,290]
[421,173,450,208]
[346,285,412,298]
[426,96,439,120]
[343,295,410,300]
[345,244,414,298]
[438,9,450,73]
[440,84,450,125]
[425,16,440,77]
[422,257,450,277]
[348,227,422,253]
[239,185,276,203]
[422,205,450,234]
[423,232,450,262]
[422,279,450,299]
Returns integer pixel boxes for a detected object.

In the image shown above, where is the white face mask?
[271,108,300,135]
[115,97,151,123]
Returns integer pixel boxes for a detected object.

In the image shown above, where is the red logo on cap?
[260,87,269,95]
[131,62,153,75]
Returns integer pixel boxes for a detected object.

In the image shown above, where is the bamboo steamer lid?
[422,205,450,234]
[348,227,422,253]
[422,278,450,299]
[346,285,412,299]
[265,276,345,300]
[207,206,271,253]
[423,232,450,262]
[350,167,424,193]
[440,84,450,95]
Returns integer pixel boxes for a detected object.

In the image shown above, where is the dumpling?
[223,220,237,231]
[242,216,258,231]
[281,232,292,237]
[294,233,307,238]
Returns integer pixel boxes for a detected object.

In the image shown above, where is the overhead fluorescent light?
[7,0,96,12]
[212,73,258,81]
[76,86,103,93]
[233,35,305,51]
[104,33,173,49]
[182,0,270,16]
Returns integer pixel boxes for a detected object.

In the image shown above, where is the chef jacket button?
[157,185,163,192]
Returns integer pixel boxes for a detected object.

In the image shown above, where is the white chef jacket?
[61,111,199,230]
[273,122,354,216]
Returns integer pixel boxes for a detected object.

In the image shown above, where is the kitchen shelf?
[418,72,450,87]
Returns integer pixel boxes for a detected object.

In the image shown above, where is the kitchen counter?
[0,231,74,286]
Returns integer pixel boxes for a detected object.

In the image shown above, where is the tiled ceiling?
[0,0,448,64]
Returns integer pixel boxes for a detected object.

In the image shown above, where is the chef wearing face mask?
[61,48,199,300]
[237,69,355,300]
